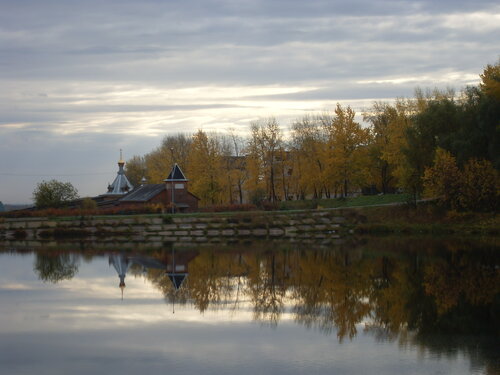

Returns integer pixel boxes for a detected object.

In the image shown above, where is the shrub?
[0,203,167,218]
[423,148,462,209]
[261,201,279,211]
[423,149,499,212]
[32,180,79,208]
[460,158,499,212]
[81,198,97,210]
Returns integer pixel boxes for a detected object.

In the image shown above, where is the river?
[0,236,498,374]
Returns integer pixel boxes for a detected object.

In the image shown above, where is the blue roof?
[102,160,133,196]
[120,184,165,202]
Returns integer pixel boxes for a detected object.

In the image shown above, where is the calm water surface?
[0,237,498,374]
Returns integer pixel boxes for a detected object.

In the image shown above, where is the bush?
[32,180,79,209]
[261,201,279,211]
[423,149,499,212]
[0,203,166,218]
[249,187,266,206]
[460,158,499,212]
[423,148,462,209]
[81,198,97,210]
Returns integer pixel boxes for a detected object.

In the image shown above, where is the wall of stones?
[0,209,353,244]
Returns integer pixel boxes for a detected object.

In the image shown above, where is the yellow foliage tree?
[423,148,462,209]
[324,104,371,197]
[290,115,329,198]
[480,60,500,101]
[187,130,223,206]
[145,134,192,183]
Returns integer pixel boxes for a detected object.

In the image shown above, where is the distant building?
[92,151,199,212]
[163,163,199,212]
[99,152,134,200]
[97,162,199,213]
[118,164,199,213]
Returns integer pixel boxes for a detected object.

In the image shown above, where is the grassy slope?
[348,204,499,236]
[2,193,497,236]
[279,193,409,210]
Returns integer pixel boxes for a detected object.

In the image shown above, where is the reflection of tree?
[423,250,500,315]
[133,238,498,372]
[246,252,288,326]
[364,240,500,375]
[369,255,422,334]
[291,250,372,340]
[33,253,79,283]
[188,251,244,312]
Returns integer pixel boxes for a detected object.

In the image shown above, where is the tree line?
[125,61,499,210]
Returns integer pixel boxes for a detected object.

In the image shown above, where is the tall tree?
[246,118,284,202]
[188,130,223,205]
[363,102,400,193]
[324,104,371,197]
[290,115,329,198]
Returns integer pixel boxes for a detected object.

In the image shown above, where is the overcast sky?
[1,0,499,203]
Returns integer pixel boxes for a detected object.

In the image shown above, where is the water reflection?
[3,237,499,374]
[34,251,80,283]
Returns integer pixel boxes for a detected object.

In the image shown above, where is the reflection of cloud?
[0,255,296,334]
[0,283,34,290]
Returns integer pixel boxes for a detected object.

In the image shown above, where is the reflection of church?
[108,254,131,300]
[108,250,198,300]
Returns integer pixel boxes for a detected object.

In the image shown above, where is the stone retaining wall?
[0,209,354,244]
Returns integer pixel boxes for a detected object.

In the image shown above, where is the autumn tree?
[228,131,248,204]
[187,130,223,205]
[460,158,499,211]
[246,118,284,202]
[423,149,499,211]
[323,104,371,197]
[363,102,405,193]
[145,134,192,183]
[217,131,249,204]
[401,89,457,202]
[480,59,500,101]
[125,155,147,186]
[423,148,462,209]
[290,115,329,198]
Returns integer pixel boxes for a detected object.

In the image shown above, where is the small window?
[175,183,184,189]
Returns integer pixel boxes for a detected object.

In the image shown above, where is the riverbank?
[351,204,499,236]
[0,208,359,244]
[1,202,498,243]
